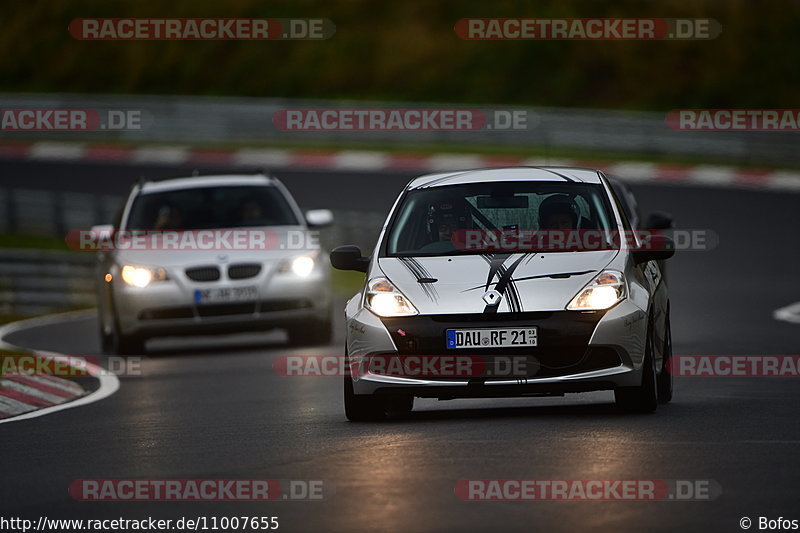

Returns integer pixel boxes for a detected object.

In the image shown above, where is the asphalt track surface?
[1,159,799,532]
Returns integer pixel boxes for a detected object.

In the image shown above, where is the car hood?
[112,226,316,269]
[377,251,619,314]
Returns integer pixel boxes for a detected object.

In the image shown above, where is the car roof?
[407,167,604,190]
[138,174,276,194]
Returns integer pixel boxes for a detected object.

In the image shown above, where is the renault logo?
[483,289,502,305]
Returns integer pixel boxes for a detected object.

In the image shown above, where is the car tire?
[615,322,658,413]
[384,394,414,418]
[105,302,146,355]
[657,314,673,404]
[344,374,386,421]
[111,326,146,355]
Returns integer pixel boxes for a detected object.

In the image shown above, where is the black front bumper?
[379,311,621,379]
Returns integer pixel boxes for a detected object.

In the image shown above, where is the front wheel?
[110,325,146,355]
[615,326,658,413]
[101,302,146,355]
[657,314,673,404]
[344,374,386,421]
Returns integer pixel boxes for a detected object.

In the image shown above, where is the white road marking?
[23,374,84,395]
[0,395,37,416]
[0,309,120,425]
[604,162,657,181]
[232,148,291,167]
[0,379,66,404]
[29,142,87,160]
[427,153,483,171]
[766,171,800,191]
[132,146,189,164]
[334,150,389,170]
[689,165,736,186]
[774,301,800,324]
[520,157,574,167]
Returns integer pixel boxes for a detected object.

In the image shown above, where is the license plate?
[446,327,538,349]
[194,286,258,304]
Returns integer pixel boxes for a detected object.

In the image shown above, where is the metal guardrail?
[1,93,798,165]
[0,248,95,315]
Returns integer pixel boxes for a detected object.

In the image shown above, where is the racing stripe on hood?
[480,253,526,313]
[398,257,439,303]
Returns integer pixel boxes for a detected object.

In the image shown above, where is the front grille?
[228,263,262,279]
[185,266,220,282]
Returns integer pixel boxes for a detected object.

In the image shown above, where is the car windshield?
[125,185,299,230]
[383,181,618,256]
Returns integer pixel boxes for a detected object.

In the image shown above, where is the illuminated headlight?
[567,270,626,311]
[278,252,317,277]
[120,265,167,288]
[365,277,418,317]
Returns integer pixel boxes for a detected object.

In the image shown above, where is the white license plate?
[194,286,258,304]
[446,327,538,349]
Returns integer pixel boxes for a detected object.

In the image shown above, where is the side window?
[607,184,633,232]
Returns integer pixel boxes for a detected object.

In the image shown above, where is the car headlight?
[278,252,318,277]
[365,277,418,317]
[567,270,626,311]
[120,265,167,288]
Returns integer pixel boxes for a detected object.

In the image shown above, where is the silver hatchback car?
[331,167,674,420]
[95,174,333,354]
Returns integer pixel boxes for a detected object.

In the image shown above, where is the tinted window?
[384,181,616,256]
[126,186,299,230]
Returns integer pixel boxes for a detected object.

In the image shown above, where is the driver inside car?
[418,198,474,253]
[538,194,579,230]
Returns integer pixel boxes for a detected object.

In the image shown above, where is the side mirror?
[90,224,115,243]
[89,224,115,257]
[305,209,334,228]
[632,234,675,264]
[644,211,674,230]
[330,245,370,273]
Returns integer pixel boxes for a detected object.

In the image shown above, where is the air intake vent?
[185,266,221,282]
[228,263,262,280]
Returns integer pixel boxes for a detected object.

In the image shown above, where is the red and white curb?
[2,141,800,192]
[0,309,119,424]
